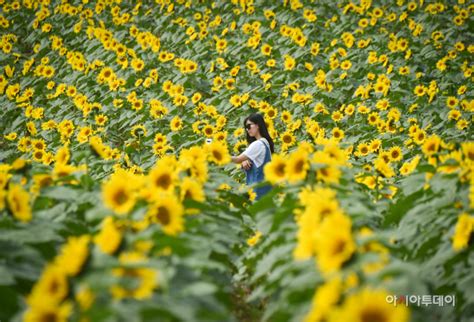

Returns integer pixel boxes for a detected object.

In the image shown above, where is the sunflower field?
[0,0,473,321]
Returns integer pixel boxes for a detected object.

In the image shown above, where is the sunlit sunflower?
[170,116,183,131]
[317,165,341,184]
[179,177,205,202]
[452,213,474,251]
[32,149,45,162]
[374,157,395,178]
[369,139,382,152]
[286,150,310,183]
[27,264,69,307]
[331,127,345,141]
[7,183,32,222]
[205,141,231,165]
[399,156,420,176]
[422,135,441,156]
[261,43,272,56]
[304,277,342,322]
[413,129,426,145]
[314,213,355,274]
[280,131,296,147]
[24,301,72,322]
[94,216,122,255]
[264,154,287,184]
[148,161,177,193]
[111,265,157,300]
[328,288,409,322]
[357,143,370,157]
[388,146,403,162]
[202,125,214,137]
[146,193,184,235]
[102,171,137,215]
[461,142,474,162]
[54,235,90,276]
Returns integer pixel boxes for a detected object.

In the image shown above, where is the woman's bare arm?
[231,154,249,164]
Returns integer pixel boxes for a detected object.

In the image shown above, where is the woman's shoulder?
[259,138,270,148]
[247,139,267,151]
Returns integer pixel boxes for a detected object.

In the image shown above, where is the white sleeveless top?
[243,138,270,168]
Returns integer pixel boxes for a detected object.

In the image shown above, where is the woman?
[231,113,274,200]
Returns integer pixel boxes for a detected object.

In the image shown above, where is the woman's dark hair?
[244,113,274,153]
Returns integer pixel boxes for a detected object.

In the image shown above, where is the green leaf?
[182,281,218,296]
[0,266,15,285]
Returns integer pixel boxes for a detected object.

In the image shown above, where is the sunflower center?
[276,163,285,177]
[320,207,332,217]
[294,160,304,173]
[184,189,193,200]
[40,177,53,187]
[113,189,128,205]
[49,278,59,293]
[332,238,347,255]
[360,308,388,322]
[11,195,20,213]
[124,268,140,278]
[156,206,170,225]
[212,150,222,161]
[41,312,59,322]
[156,174,171,189]
[320,168,329,177]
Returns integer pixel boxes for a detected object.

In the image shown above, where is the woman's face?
[245,120,259,138]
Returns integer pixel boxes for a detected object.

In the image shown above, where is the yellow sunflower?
[461,142,474,162]
[102,171,137,215]
[328,288,409,322]
[23,301,72,322]
[94,216,122,255]
[304,277,342,322]
[317,165,341,184]
[356,143,371,157]
[7,183,32,222]
[422,135,441,156]
[170,116,183,131]
[314,213,355,274]
[264,154,287,184]
[399,156,420,176]
[388,146,403,162]
[374,157,395,178]
[110,252,158,300]
[286,150,310,183]
[205,141,231,165]
[148,162,177,193]
[179,177,205,202]
[452,213,474,251]
[27,264,69,307]
[55,146,70,165]
[146,193,184,235]
[280,130,296,148]
[54,235,90,276]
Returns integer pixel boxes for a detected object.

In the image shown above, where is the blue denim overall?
[245,139,272,200]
